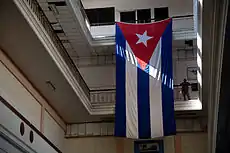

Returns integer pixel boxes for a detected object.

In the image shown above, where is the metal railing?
[23,0,90,98]
[78,0,91,30]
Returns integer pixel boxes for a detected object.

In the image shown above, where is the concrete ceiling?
[0,0,106,123]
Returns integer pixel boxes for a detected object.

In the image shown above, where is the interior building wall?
[0,53,65,152]
[79,58,197,89]
[79,65,115,89]
[173,60,197,85]
[181,134,207,153]
[64,133,207,153]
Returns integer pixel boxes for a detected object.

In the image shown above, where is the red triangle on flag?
[117,19,171,70]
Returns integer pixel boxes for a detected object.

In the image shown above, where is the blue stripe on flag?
[137,68,151,139]
[161,20,176,136]
[115,24,126,137]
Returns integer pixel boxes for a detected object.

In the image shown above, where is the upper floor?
[81,0,195,40]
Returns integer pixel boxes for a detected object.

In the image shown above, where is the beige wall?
[181,133,207,153]
[0,51,65,152]
[44,111,65,150]
[64,133,207,153]
[0,60,42,129]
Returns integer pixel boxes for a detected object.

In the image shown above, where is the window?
[154,7,169,21]
[120,9,151,23]
[48,1,67,6]
[120,11,136,23]
[85,7,115,26]
[137,9,151,23]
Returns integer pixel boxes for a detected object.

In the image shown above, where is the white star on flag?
[136,31,153,47]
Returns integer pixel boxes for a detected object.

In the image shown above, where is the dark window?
[48,1,66,6]
[85,7,115,26]
[137,9,151,23]
[185,40,193,47]
[54,29,64,33]
[120,11,136,23]
[154,7,169,21]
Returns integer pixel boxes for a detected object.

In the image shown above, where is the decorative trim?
[0,96,62,153]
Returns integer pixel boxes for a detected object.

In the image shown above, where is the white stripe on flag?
[149,39,164,137]
[125,42,138,139]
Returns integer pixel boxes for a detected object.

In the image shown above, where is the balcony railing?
[23,0,90,98]
[66,118,205,137]
[90,85,199,109]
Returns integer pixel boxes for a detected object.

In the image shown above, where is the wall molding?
[0,96,62,153]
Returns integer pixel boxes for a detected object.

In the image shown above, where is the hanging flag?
[115,18,176,139]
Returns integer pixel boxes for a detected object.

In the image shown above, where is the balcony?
[88,15,196,44]
[90,85,201,115]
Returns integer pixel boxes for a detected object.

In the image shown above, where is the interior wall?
[64,133,207,153]
[79,66,115,89]
[180,133,207,153]
[173,60,197,85]
[44,111,65,151]
[0,61,42,129]
[79,58,197,89]
[0,58,65,151]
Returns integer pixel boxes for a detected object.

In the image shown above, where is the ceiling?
[0,0,106,123]
[38,0,93,57]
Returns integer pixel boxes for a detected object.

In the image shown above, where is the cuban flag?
[115,18,176,139]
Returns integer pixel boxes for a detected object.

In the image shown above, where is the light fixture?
[46,80,56,91]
